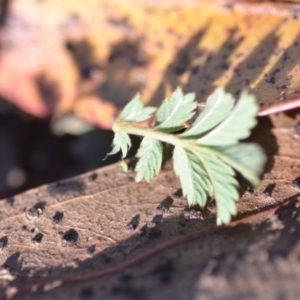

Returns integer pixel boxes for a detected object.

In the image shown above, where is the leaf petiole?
[113,121,197,152]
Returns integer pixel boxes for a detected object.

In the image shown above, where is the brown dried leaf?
[0,119,300,299]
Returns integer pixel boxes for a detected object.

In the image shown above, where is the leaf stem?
[113,122,195,151]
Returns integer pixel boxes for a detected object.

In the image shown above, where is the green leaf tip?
[109,87,266,225]
[196,90,259,145]
[182,87,235,137]
[155,87,197,132]
[110,131,131,158]
[120,93,156,123]
[195,149,240,225]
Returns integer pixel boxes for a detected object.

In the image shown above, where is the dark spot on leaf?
[88,173,97,182]
[139,225,147,237]
[87,245,96,255]
[35,202,46,210]
[126,214,140,231]
[266,76,276,84]
[26,202,46,221]
[48,179,85,196]
[32,233,43,244]
[266,68,280,84]
[151,215,163,224]
[156,196,174,214]
[62,229,78,247]
[51,211,64,225]
[3,252,22,273]
[172,189,182,199]
[0,236,8,250]
[263,183,276,197]
[80,286,94,298]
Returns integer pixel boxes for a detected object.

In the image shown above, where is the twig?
[258,98,300,116]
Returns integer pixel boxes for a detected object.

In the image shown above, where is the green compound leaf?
[110,87,266,225]
[135,137,163,183]
[120,94,156,122]
[173,146,212,207]
[195,150,239,225]
[155,87,197,132]
[110,131,131,158]
[182,87,235,137]
[197,90,258,146]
